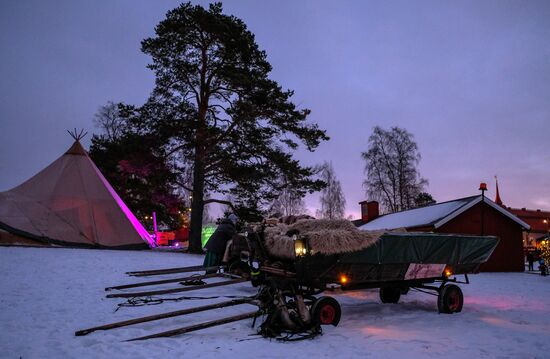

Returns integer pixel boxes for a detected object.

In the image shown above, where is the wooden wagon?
[244,229,499,333]
[76,222,499,340]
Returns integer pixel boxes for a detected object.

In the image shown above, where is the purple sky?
[1,0,549,219]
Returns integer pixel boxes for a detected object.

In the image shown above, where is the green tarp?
[341,232,499,265]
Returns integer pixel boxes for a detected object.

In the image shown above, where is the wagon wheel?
[311,296,341,326]
[437,284,463,314]
[379,287,401,303]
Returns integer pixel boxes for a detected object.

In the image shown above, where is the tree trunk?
[189,47,209,253]
[188,148,206,253]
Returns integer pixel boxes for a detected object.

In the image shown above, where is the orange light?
[340,275,348,284]
[444,270,452,277]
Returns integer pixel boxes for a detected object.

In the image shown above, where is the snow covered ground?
[1,247,549,359]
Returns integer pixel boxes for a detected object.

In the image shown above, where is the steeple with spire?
[494,175,503,206]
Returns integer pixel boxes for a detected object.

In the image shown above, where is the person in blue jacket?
[203,214,238,273]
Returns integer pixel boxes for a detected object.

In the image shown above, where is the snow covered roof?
[359,195,530,231]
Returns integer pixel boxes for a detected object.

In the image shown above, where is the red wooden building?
[357,195,530,272]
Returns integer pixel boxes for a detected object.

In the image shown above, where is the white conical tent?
[0,140,155,249]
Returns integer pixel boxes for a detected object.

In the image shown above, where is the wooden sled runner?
[126,311,259,341]
[126,264,225,277]
[104,272,222,291]
[105,277,248,299]
[75,298,257,338]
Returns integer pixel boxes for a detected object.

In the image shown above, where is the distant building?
[356,195,530,272]
[492,178,549,249]
[506,207,550,248]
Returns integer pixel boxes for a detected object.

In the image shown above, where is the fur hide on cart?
[262,219,390,260]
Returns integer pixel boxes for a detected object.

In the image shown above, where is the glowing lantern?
[340,275,349,284]
[294,236,307,257]
[444,266,453,277]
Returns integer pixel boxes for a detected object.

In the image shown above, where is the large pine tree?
[135,2,328,252]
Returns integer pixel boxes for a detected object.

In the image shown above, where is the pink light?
[478,315,546,334]
[466,296,546,311]
[360,326,415,340]
[91,160,156,248]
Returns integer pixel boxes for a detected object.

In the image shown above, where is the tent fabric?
[0,140,154,249]
[340,232,499,265]
[0,228,50,247]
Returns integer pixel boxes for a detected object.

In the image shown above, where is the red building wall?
[436,202,524,272]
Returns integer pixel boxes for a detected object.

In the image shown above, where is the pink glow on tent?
[91,160,156,248]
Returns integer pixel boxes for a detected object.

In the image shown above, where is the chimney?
[359,200,379,223]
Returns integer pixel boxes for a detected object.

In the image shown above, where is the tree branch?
[175,180,193,192]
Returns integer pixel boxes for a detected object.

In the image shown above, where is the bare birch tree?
[269,186,307,217]
[362,126,427,213]
[317,162,346,219]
